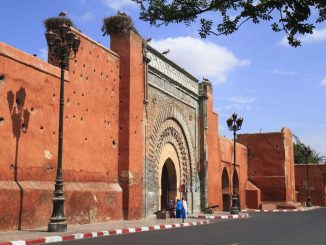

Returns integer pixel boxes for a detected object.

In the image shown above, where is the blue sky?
[1,0,325,157]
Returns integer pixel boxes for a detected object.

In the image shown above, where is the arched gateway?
[158,143,181,209]
[144,105,199,217]
[144,46,201,218]
[222,168,231,211]
[160,155,178,209]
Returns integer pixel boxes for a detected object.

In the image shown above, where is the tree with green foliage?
[293,134,326,164]
[132,0,326,47]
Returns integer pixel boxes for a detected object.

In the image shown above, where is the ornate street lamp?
[302,145,313,207]
[226,113,243,214]
[45,22,80,232]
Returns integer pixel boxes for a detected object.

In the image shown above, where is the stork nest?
[102,15,138,36]
[44,17,74,31]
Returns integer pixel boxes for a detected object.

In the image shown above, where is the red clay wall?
[237,128,296,203]
[282,128,296,202]
[219,136,248,210]
[295,164,326,207]
[245,181,261,209]
[202,82,248,211]
[0,28,123,230]
[110,30,144,220]
[205,84,221,211]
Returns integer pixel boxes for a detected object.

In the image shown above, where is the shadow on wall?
[7,87,30,230]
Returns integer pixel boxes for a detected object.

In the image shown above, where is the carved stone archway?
[144,106,198,217]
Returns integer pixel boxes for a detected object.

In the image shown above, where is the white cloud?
[278,36,288,46]
[151,36,250,84]
[320,77,326,86]
[317,123,326,128]
[253,0,261,6]
[218,96,257,113]
[301,28,326,43]
[38,48,47,61]
[244,87,254,93]
[279,27,326,46]
[70,11,94,22]
[219,124,225,134]
[302,132,326,157]
[217,104,253,112]
[101,0,136,11]
[269,68,296,76]
[228,96,257,104]
[80,11,94,21]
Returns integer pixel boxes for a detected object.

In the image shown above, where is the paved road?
[54,208,326,245]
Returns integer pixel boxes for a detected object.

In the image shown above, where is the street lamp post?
[45,22,80,232]
[226,113,243,214]
[302,145,313,207]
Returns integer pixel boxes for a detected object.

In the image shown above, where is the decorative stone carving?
[144,47,202,217]
[146,48,199,95]
[148,72,198,108]
[144,102,200,215]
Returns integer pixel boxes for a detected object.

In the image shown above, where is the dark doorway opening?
[222,168,230,211]
[161,158,177,210]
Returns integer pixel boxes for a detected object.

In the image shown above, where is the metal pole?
[230,129,240,214]
[227,113,242,214]
[48,48,67,232]
[46,22,80,232]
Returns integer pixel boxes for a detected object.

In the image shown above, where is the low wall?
[0,181,122,230]
[295,164,326,207]
[245,181,261,209]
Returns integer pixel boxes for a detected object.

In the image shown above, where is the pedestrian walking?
[175,199,182,218]
[182,198,188,219]
[167,199,175,218]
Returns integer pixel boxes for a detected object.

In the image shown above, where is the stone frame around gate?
[145,105,197,216]
[149,105,195,184]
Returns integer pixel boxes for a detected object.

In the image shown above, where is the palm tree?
[292,134,326,164]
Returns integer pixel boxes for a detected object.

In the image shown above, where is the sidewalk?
[0,212,248,245]
[189,213,249,219]
[242,206,321,213]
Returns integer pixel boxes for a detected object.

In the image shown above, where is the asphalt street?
[53,208,326,245]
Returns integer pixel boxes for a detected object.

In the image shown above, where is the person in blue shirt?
[175,199,182,218]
